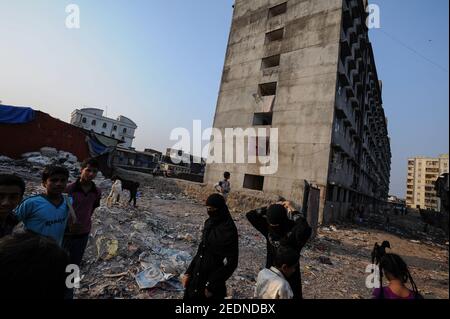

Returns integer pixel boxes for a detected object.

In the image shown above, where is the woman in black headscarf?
[183,194,239,300]
[246,202,312,299]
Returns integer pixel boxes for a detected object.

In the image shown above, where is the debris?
[39,147,59,158]
[96,237,119,261]
[21,152,41,158]
[1,155,447,299]
[135,264,174,290]
[103,271,129,278]
[318,256,333,265]
[0,155,13,162]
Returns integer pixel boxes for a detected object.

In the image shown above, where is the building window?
[102,123,107,128]
[259,82,277,96]
[112,134,115,138]
[123,128,127,134]
[243,174,264,191]
[121,137,125,141]
[253,113,273,126]
[91,120,96,126]
[82,117,87,124]
[268,2,287,18]
[101,132,105,135]
[261,55,281,69]
[327,185,334,202]
[113,125,117,131]
[265,28,284,43]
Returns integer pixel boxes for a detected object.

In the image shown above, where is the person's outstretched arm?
[246,207,269,237]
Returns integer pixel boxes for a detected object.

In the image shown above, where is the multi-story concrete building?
[70,108,137,148]
[204,0,391,224]
[406,154,449,210]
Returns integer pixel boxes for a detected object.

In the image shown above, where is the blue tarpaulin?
[0,105,36,124]
[87,134,111,157]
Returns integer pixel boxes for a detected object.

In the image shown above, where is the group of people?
[0,159,102,298]
[0,165,422,300]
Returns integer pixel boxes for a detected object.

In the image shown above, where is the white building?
[70,108,137,148]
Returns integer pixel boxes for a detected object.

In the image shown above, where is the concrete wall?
[205,0,343,217]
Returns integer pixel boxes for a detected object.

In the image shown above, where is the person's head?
[266,204,288,232]
[0,174,25,216]
[380,253,411,283]
[0,231,69,299]
[224,172,230,180]
[42,165,69,197]
[206,193,226,217]
[376,253,419,298]
[274,246,299,279]
[80,158,100,182]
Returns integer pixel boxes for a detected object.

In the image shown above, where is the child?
[14,165,71,246]
[372,252,423,299]
[255,246,300,299]
[63,158,102,267]
[0,174,25,238]
[214,172,231,201]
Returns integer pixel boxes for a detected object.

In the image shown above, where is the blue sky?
[0,0,448,197]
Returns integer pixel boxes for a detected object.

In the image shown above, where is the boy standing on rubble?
[63,158,102,267]
[14,165,72,246]
[214,172,231,201]
[0,174,24,238]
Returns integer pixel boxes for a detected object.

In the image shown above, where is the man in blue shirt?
[14,165,71,246]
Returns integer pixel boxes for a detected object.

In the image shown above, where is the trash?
[157,193,177,200]
[96,237,119,260]
[5,155,448,299]
[21,152,41,158]
[177,233,194,242]
[103,271,129,278]
[410,240,421,244]
[0,156,13,162]
[322,225,337,232]
[40,147,59,158]
[26,156,52,166]
[316,243,328,252]
[58,150,78,163]
[318,256,333,265]
[135,264,174,290]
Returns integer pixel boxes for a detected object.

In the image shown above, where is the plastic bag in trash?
[96,236,119,260]
[135,264,175,290]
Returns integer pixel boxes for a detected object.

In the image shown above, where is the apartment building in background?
[70,108,137,148]
[204,0,391,224]
[406,154,449,211]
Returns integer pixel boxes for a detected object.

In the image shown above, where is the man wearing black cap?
[246,201,312,299]
[182,193,239,300]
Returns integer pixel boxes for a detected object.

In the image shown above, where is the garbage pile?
[75,191,200,299]
[0,147,81,180]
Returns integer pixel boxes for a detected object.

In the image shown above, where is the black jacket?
[246,207,312,299]
[184,206,239,300]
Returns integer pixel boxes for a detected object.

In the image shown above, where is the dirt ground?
[79,176,449,300]
[4,162,448,299]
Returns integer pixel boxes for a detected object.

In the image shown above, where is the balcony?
[332,131,354,161]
